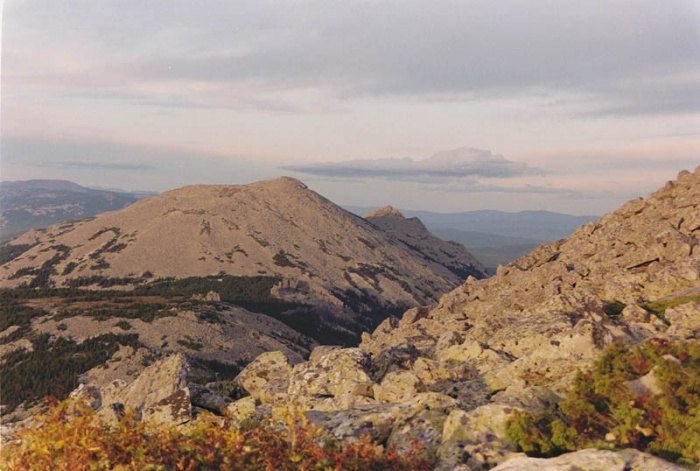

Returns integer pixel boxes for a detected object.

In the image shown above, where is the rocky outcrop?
[361,167,700,392]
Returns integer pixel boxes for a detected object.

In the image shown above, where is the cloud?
[283,148,541,180]
[4,1,698,116]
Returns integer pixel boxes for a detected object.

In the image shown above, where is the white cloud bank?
[283,148,541,180]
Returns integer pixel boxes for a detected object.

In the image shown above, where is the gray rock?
[491,448,686,471]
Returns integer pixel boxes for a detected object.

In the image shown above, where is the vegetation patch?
[0,333,140,413]
[88,227,121,241]
[0,299,46,344]
[273,250,295,268]
[505,340,700,467]
[602,300,627,317]
[250,233,270,247]
[10,244,71,288]
[65,275,146,288]
[199,219,212,236]
[356,236,376,250]
[114,320,132,330]
[177,335,204,351]
[0,243,37,265]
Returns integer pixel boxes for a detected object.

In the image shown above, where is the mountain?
[363,205,486,280]
[0,177,486,344]
[215,167,699,469]
[4,169,698,469]
[0,180,147,242]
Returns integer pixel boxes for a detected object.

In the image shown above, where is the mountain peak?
[363,206,405,219]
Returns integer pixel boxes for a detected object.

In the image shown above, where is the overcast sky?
[2,1,698,215]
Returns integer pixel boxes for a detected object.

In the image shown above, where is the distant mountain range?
[0,180,151,242]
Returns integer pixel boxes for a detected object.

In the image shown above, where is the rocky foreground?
[5,168,700,470]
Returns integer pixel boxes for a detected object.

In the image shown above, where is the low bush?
[1,399,431,471]
[505,340,700,467]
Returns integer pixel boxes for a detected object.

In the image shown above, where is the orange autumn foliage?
[1,398,431,471]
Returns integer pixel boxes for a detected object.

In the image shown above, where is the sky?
[1,1,698,215]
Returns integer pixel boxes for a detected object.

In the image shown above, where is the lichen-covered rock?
[306,404,404,443]
[99,353,192,425]
[411,357,477,387]
[665,301,700,339]
[439,404,520,469]
[369,344,419,382]
[225,396,259,423]
[234,351,292,403]
[491,448,687,471]
[373,370,426,403]
[288,347,373,398]
[388,408,446,460]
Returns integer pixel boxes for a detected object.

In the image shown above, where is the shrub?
[505,340,700,467]
[1,399,431,471]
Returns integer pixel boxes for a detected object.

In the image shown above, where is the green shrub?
[505,340,700,466]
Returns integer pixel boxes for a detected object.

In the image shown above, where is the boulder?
[373,370,426,403]
[100,353,192,425]
[491,448,686,471]
[439,404,520,470]
[188,383,229,413]
[665,302,700,339]
[234,351,292,403]
[288,348,374,398]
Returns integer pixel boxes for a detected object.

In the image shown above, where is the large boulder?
[288,347,374,398]
[491,448,687,471]
[234,351,293,403]
[99,353,192,425]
